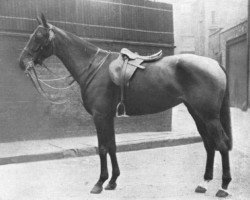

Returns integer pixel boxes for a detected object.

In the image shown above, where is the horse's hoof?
[105,182,117,190]
[216,189,229,198]
[90,185,103,194]
[195,186,207,193]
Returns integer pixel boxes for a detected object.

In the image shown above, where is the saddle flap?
[109,55,122,86]
[109,55,142,86]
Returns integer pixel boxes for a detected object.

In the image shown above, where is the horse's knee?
[99,145,108,157]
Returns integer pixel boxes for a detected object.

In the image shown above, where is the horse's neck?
[53,28,98,83]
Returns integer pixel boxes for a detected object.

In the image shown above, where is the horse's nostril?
[19,60,26,70]
[19,57,34,71]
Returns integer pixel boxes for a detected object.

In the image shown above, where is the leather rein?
[24,27,110,105]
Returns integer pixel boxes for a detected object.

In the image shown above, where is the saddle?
[109,48,162,117]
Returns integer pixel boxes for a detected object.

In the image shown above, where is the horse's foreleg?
[90,114,114,194]
[105,139,120,190]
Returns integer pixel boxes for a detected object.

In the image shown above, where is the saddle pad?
[109,54,143,86]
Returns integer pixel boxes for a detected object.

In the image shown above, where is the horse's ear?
[40,13,49,28]
[36,16,42,25]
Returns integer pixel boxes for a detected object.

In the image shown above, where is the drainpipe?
[247,0,250,109]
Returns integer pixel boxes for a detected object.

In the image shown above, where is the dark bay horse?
[19,14,232,198]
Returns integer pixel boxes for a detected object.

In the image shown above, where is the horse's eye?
[36,31,43,38]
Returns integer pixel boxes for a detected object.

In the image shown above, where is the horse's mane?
[53,25,98,52]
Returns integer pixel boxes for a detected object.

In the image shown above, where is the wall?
[193,0,247,56]
[208,29,222,62]
[208,20,249,109]
[209,20,247,66]
[0,0,174,143]
[220,21,248,66]
[159,0,196,54]
[0,0,174,45]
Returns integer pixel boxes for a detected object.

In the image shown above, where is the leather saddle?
[109,48,162,117]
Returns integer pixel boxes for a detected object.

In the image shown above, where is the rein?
[25,49,111,105]
[23,25,111,105]
[37,63,76,90]
[25,67,68,105]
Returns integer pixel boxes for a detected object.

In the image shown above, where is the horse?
[19,14,232,198]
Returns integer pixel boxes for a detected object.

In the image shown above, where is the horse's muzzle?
[19,47,36,71]
[19,53,34,72]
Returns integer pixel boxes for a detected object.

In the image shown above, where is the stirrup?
[116,102,129,117]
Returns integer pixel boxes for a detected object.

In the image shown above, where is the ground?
[0,142,249,200]
[0,104,249,200]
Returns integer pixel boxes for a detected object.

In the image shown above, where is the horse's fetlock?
[222,176,231,189]
[204,174,213,181]
[222,176,232,183]
[100,173,109,182]
[113,169,120,177]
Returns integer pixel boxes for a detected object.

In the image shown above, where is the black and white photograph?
[0,0,249,199]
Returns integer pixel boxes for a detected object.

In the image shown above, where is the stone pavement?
[0,103,249,165]
[0,130,200,165]
[0,142,249,200]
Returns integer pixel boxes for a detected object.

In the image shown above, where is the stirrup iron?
[116,101,129,117]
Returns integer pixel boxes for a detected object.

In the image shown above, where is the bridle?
[23,25,55,59]
[23,25,111,105]
[23,25,71,104]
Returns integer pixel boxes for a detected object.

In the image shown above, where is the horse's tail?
[220,68,232,150]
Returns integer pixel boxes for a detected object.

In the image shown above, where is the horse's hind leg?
[185,104,215,193]
[215,151,231,197]
[203,117,231,197]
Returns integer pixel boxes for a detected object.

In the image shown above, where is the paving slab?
[0,131,201,165]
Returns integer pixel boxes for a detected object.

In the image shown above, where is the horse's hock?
[0,0,174,142]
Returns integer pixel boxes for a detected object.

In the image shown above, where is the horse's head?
[19,13,55,71]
